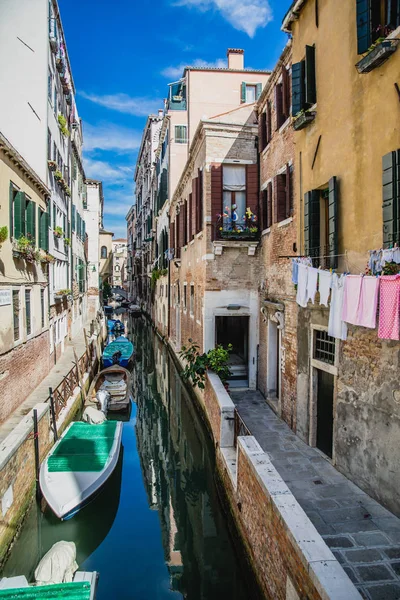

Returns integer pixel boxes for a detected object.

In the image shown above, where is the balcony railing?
[233,409,251,448]
[215,222,259,241]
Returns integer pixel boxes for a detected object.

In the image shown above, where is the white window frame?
[174,124,187,144]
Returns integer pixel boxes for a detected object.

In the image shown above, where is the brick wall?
[0,331,50,424]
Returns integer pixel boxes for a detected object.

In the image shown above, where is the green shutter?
[9,183,14,239]
[82,219,86,240]
[256,83,262,100]
[304,190,320,258]
[382,151,399,248]
[39,209,49,251]
[292,61,305,116]
[52,202,56,230]
[328,176,338,269]
[14,191,26,239]
[25,200,37,243]
[356,0,371,55]
[63,214,66,236]
[72,205,76,232]
[241,82,246,103]
[305,45,316,106]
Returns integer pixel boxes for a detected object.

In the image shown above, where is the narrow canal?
[2,317,260,599]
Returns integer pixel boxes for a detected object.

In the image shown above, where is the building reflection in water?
[133,318,252,600]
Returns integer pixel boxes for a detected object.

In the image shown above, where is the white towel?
[306,267,319,304]
[296,264,308,308]
[319,270,332,307]
[328,274,348,340]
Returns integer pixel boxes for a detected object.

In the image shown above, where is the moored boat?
[87,365,131,412]
[102,336,134,368]
[39,421,123,520]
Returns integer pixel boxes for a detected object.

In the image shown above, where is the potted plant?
[54,169,63,182]
[179,340,232,390]
[48,160,57,171]
[58,114,70,137]
[0,226,8,249]
[39,250,55,263]
[13,234,39,263]
[54,288,71,301]
[356,31,399,73]
[64,237,71,247]
[64,186,71,197]
[54,226,63,238]
[293,108,316,131]
[56,57,64,72]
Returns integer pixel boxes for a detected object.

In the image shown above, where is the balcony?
[213,223,259,256]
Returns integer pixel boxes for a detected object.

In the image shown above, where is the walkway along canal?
[1,316,261,599]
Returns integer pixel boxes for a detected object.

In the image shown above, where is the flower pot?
[356,39,399,73]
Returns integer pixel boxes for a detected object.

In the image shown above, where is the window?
[41,288,45,328]
[25,289,31,336]
[274,164,293,224]
[52,202,57,230]
[53,85,58,114]
[258,101,272,152]
[357,0,400,54]
[382,149,400,247]
[241,82,262,104]
[314,330,336,365]
[222,165,246,232]
[292,46,316,116]
[175,125,187,144]
[47,130,52,160]
[304,177,338,268]
[13,290,20,341]
[168,80,186,110]
[115,264,120,272]
[261,182,273,231]
[183,283,187,311]
[275,67,291,129]
[25,197,36,243]
[10,186,26,240]
[101,246,107,259]
[53,141,57,162]
[48,70,53,102]
[190,284,194,316]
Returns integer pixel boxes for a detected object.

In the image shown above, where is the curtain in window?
[223,166,246,191]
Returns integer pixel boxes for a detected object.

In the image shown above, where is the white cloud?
[79,91,162,116]
[83,122,142,153]
[174,0,273,37]
[161,57,226,79]
[84,157,132,183]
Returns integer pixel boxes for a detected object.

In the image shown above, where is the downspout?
[167,211,171,339]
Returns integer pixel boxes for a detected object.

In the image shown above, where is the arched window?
[115,264,120,272]
[101,246,107,258]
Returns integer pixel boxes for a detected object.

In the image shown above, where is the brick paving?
[231,389,400,600]
[0,329,90,443]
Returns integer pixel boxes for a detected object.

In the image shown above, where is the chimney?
[158,109,164,118]
[227,48,244,70]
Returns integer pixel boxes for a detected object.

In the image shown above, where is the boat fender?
[35,541,78,585]
[96,389,111,413]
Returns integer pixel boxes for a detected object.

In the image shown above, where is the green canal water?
[2,317,260,599]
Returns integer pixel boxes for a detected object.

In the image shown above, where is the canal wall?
[165,335,363,600]
[0,325,105,565]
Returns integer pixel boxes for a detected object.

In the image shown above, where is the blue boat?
[107,319,125,334]
[102,336,134,368]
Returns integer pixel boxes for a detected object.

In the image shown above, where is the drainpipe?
[167,211,171,339]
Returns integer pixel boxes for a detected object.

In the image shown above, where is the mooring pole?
[48,387,58,442]
[33,409,42,502]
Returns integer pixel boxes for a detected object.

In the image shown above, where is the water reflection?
[1,317,257,600]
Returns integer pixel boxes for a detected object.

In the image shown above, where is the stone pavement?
[231,389,400,600]
[0,329,91,443]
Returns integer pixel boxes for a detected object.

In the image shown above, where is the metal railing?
[234,408,251,448]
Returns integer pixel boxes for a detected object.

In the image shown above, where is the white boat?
[40,421,123,520]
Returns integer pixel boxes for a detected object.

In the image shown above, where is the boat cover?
[82,407,106,424]
[48,422,117,472]
[0,581,91,599]
[103,340,133,361]
[35,541,78,585]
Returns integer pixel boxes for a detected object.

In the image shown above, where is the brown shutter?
[188,193,193,240]
[261,190,268,230]
[266,100,272,143]
[275,174,287,222]
[246,164,258,217]
[170,221,175,258]
[282,66,290,120]
[183,200,188,246]
[197,168,203,233]
[275,84,283,130]
[285,163,291,218]
[267,182,273,228]
[176,210,181,258]
[258,112,267,152]
[192,177,197,237]
[211,164,223,240]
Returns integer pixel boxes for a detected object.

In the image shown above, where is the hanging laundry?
[378,275,400,341]
[306,267,318,304]
[296,264,308,308]
[318,270,332,307]
[358,276,379,329]
[292,259,299,285]
[342,275,363,325]
[381,248,394,267]
[393,247,400,265]
[328,274,347,340]
[368,250,382,276]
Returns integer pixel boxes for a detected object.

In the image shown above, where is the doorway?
[215,316,249,387]
[316,369,334,458]
[267,320,280,401]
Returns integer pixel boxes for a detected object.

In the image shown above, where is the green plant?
[151,268,161,290]
[179,340,232,389]
[103,282,112,300]
[160,268,168,276]
[58,114,70,137]
[54,170,62,181]
[54,226,63,237]
[58,288,71,296]
[48,160,57,171]
[0,226,8,246]
[65,186,71,197]
[64,237,71,246]
[15,234,38,262]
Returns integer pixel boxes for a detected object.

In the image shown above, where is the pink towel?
[358,276,379,329]
[342,275,362,325]
[378,275,400,340]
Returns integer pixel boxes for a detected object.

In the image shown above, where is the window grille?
[314,329,335,365]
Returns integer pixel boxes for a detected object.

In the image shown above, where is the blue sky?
[59,0,289,239]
